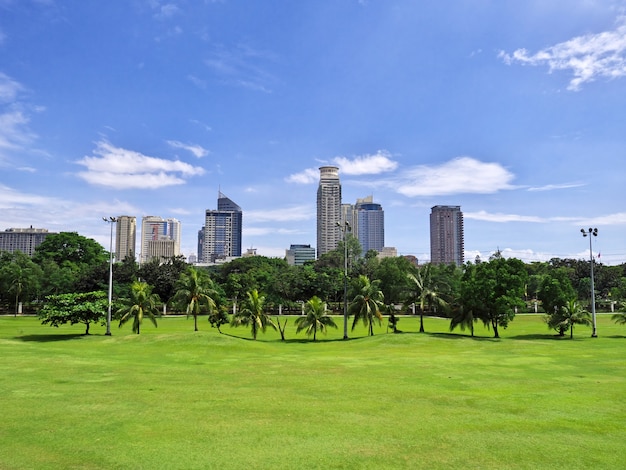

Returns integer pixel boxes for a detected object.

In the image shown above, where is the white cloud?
[527,182,586,191]
[333,150,398,175]
[465,210,545,223]
[167,140,209,158]
[286,150,398,184]
[395,157,515,197]
[246,205,314,223]
[76,140,205,189]
[0,72,23,103]
[205,43,277,93]
[285,167,319,184]
[499,16,626,90]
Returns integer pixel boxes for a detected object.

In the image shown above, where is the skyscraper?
[317,166,341,258]
[202,192,242,262]
[0,227,55,257]
[140,216,181,264]
[356,196,384,255]
[430,205,464,266]
[115,215,136,262]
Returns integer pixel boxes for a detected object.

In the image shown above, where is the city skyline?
[1,2,625,265]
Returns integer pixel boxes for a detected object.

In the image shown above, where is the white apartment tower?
[317,166,342,258]
[115,215,136,262]
[140,216,181,264]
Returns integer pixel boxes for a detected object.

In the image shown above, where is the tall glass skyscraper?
[356,197,384,256]
[430,205,464,266]
[317,166,342,258]
[202,192,242,262]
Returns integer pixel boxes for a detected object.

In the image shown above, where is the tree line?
[1,231,625,339]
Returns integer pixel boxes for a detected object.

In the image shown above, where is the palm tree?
[170,267,217,331]
[406,264,448,333]
[295,296,337,341]
[612,302,626,325]
[117,280,161,334]
[562,299,592,339]
[449,305,475,337]
[349,275,384,336]
[230,289,276,340]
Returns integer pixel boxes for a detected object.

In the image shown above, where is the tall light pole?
[103,216,117,336]
[581,227,598,338]
[337,221,351,340]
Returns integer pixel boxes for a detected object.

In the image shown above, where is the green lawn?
[0,314,624,469]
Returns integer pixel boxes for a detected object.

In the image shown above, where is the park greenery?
[0,231,625,339]
[1,315,624,469]
[1,232,625,467]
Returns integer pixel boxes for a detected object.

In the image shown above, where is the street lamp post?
[103,217,117,336]
[580,227,598,338]
[337,221,351,340]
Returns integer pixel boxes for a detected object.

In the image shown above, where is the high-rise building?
[355,196,384,255]
[202,192,242,262]
[317,166,342,258]
[140,216,181,264]
[286,244,316,266]
[430,205,464,266]
[0,227,55,257]
[115,215,136,262]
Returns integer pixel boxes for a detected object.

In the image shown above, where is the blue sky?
[1,0,625,265]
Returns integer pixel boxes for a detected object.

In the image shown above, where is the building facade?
[0,227,54,257]
[430,205,464,266]
[317,166,342,258]
[115,215,136,262]
[201,192,242,263]
[140,216,181,264]
[286,244,316,266]
[355,196,384,255]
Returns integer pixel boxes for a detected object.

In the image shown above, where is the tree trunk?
[419,312,424,333]
[85,322,90,335]
[492,319,499,338]
[570,324,573,339]
[194,314,198,332]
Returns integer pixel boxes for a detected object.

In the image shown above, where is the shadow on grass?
[14,333,88,343]
[427,332,501,342]
[508,333,578,340]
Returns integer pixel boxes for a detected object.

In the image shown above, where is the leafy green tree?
[0,252,42,314]
[38,291,108,334]
[539,268,577,336]
[295,296,337,341]
[230,289,276,340]
[461,254,527,338]
[561,299,592,339]
[373,256,413,306]
[33,232,108,267]
[116,281,160,334]
[349,275,384,336]
[138,255,188,303]
[405,264,448,333]
[171,266,218,331]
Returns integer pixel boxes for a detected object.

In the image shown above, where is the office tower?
[202,192,242,262]
[140,216,181,263]
[197,228,204,262]
[115,216,136,262]
[355,196,384,255]
[0,227,55,257]
[286,244,316,266]
[430,205,464,266]
[317,166,342,258]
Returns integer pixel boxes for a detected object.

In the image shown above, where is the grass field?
[0,313,624,469]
